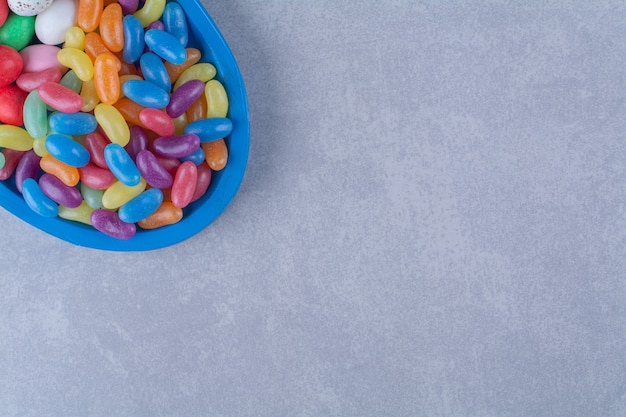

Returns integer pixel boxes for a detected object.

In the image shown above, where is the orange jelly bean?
[40,155,80,187]
[100,3,124,53]
[113,98,147,128]
[77,0,104,32]
[163,48,201,83]
[137,201,183,229]
[202,139,228,171]
[85,32,112,62]
[94,52,121,105]
[186,94,207,123]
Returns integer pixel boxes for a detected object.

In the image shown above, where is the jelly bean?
[38,82,83,113]
[118,0,139,15]
[0,0,8,26]
[152,133,199,159]
[171,161,197,209]
[205,79,229,118]
[186,94,207,123]
[0,45,22,87]
[14,150,40,193]
[94,104,130,147]
[202,139,228,171]
[49,112,98,136]
[173,63,216,90]
[139,108,174,137]
[20,44,64,73]
[163,47,200,83]
[101,177,145,209]
[122,14,144,64]
[0,149,24,180]
[35,0,78,46]
[85,131,109,168]
[0,125,33,151]
[137,201,182,229]
[79,162,115,190]
[0,13,35,51]
[112,98,146,128]
[156,155,181,177]
[40,155,80,186]
[104,143,140,186]
[133,0,165,28]
[0,152,4,170]
[146,19,164,31]
[163,2,187,47]
[179,146,205,166]
[59,70,83,94]
[0,84,27,125]
[122,79,170,108]
[126,126,148,161]
[116,53,138,76]
[84,32,111,62]
[16,67,62,92]
[184,118,232,143]
[80,78,100,112]
[172,112,187,135]
[57,48,94,82]
[45,134,91,168]
[94,53,121,105]
[39,173,82,208]
[90,209,136,239]
[77,0,103,32]
[135,149,172,189]
[81,182,103,208]
[33,137,48,157]
[21,177,58,217]
[23,90,48,139]
[139,52,170,92]
[100,3,124,53]
[58,200,94,225]
[119,74,143,97]
[167,79,204,118]
[144,29,186,65]
[190,161,212,203]
[64,26,85,50]
[118,187,163,223]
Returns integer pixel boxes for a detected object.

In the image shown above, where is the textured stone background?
[1,1,625,416]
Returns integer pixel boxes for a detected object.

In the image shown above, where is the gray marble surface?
[2,1,625,416]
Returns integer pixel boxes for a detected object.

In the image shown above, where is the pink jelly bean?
[190,161,212,203]
[139,108,175,136]
[78,163,116,190]
[166,79,204,118]
[85,131,110,169]
[38,82,84,113]
[126,125,148,161]
[171,161,197,209]
[152,133,199,159]
[39,173,83,208]
[14,150,41,193]
[91,209,136,239]
[0,149,25,180]
[136,149,173,189]
[16,68,63,92]
[20,45,66,73]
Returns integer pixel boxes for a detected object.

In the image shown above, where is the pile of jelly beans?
[0,0,232,240]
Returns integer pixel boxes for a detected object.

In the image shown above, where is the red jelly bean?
[16,67,63,92]
[85,131,110,169]
[171,161,197,209]
[38,82,84,113]
[0,45,23,87]
[156,156,180,177]
[79,162,116,190]
[0,149,25,180]
[0,84,28,126]
[0,0,9,27]
[139,108,175,137]
[190,161,212,203]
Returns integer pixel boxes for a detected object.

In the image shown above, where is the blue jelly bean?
[180,146,205,165]
[140,52,171,93]
[144,29,187,65]
[122,80,170,108]
[184,117,233,142]
[163,2,188,47]
[104,143,141,186]
[118,188,163,223]
[122,14,144,64]
[45,134,91,167]
[22,178,59,218]
[49,112,97,135]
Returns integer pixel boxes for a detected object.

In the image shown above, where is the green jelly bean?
[81,182,103,209]
[0,151,5,170]
[24,91,48,140]
[60,70,82,94]
[59,201,94,225]
[0,13,35,51]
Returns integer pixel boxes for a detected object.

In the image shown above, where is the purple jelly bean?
[14,150,41,193]
[146,20,165,31]
[166,79,205,118]
[91,209,136,240]
[135,150,173,189]
[118,0,139,15]
[127,125,149,161]
[152,134,200,159]
[38,173,82,208]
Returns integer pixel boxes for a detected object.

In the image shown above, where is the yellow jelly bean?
[80,78,100,112]
[173,63,216,90]
[0,125,34,151]
[94,103,130,147]
[33,137,49,157]
[134,0,166,28]
[58,48,94,82]
[102,178,146,209]
[59,201,94,225]
[64,26,86,50]
[205,80,229,118]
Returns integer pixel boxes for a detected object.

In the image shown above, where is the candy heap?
[0,0,232,240]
